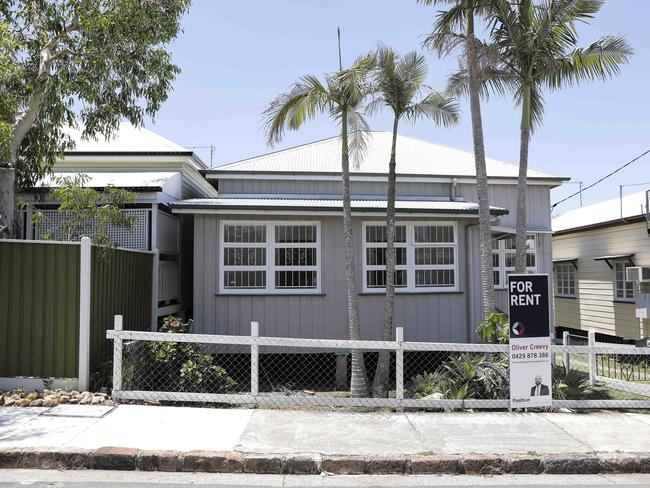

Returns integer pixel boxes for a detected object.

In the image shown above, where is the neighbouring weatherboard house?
[552,190,650,342]
[19,122,218,318]
[171,132,567,342]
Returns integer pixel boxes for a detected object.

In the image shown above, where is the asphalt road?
[1,471,650,488]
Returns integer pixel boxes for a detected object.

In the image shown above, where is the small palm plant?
[368,45,459,397]
[263,54,376,398]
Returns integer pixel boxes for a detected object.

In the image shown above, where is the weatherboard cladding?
[192,214,470,342]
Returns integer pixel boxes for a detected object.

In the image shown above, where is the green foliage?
[409,352,510,401]
[552,367,614,401]
[34,172,136,255]
[123,317,236,395]
[0,0,190,185]
[160,315,190,334]
[476,312,509,344]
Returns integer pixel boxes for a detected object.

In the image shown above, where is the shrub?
[123,316,236,394]
[476,312,509,344]
[409,352,509,400]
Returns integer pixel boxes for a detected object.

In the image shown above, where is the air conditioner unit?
[626,266,650,283]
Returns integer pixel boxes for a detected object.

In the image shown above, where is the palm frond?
[263,75,329,146]
[405,91,460,127]
[346,109,370,168]
[543,35,632,89]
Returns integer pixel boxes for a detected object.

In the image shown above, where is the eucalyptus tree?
[419,0,497,323]
[488,0,631,272]
[367,46,459,397]
[264,54,376,397]
[0,0,190,238]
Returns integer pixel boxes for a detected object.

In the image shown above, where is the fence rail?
[108,320,650,411]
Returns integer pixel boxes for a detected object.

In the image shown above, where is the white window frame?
[493,234,538,289]
[219,220,321,295]
[362,221,459,293]
[614,260,634,302]
[554,262,576,298]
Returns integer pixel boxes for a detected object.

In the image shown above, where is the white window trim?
[493,234,538,290]
[218,220,321,295]
[554,262,576,298]
[361,221,459,293]
[613,261,634,302]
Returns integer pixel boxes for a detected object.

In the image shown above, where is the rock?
[15,399,31,407]
[59,395,70,404]
[74,394,83,401]
[70,390,79,397]
[29,399,44,407]
[42,397,58,408]
[79,397,91,405]
[421,392,444,400]
[10,394,20,400]
[69,398,79,404]
[91,396,104,405]
[95,392,108,398]
[81,391,92,398]
[4,398,15,407]
[0,395,4,406]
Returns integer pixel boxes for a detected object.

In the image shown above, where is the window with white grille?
[362,222,458,293]
[220,221,320,294]
[614,261,634,301]
[492,234,537,288]
[34,208,150,250]
[555,262,576,297]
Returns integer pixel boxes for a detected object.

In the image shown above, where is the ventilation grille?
[35,209,151,250]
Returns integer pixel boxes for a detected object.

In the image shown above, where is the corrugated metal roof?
[62,122,188,153]
[552,191,649,233]
[210,132,563,180]
[35,171,179,190]
[170,197,508,215]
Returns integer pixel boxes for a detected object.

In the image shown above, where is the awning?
[594,253,635,269]
[491,225,552,234]
[553,258,579,270]
[170,197,509,217]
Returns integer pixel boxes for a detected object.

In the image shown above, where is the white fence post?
[151,248,159,331]
[395,327,404,413]
[112,315,123,398]
[251,321,259,397]
[78,237,92,391]
[588,330,597,385]
[563,330,570,375]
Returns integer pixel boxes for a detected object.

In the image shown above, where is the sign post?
[508,274,552,409]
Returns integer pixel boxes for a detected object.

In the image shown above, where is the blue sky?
[147,0,649,215]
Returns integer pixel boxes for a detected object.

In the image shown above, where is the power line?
[551,148,650,210]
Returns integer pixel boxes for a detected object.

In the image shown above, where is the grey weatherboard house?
[171,132,567,342]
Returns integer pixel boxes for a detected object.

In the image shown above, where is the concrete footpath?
[1,405,650,475]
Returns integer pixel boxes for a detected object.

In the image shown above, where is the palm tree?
[367,46,460,397]
[264,54,375,398]
[488,0,632,273]
[419,0,497,324]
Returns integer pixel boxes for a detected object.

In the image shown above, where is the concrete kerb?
[2,448,650,475]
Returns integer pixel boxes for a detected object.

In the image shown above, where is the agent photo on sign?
[531,375,550,396]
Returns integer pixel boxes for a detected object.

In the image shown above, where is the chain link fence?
[107,320,650,411]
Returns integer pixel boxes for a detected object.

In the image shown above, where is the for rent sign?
[508,274,552,409]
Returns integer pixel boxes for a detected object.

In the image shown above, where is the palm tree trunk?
[0,164,16,239]
[467,12,495,324]
[515,84,531,274]
[341,113,369,398]
[372,117,399,398]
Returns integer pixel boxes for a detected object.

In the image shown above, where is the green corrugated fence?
[0,240,154,380]
[90,246,153,371]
